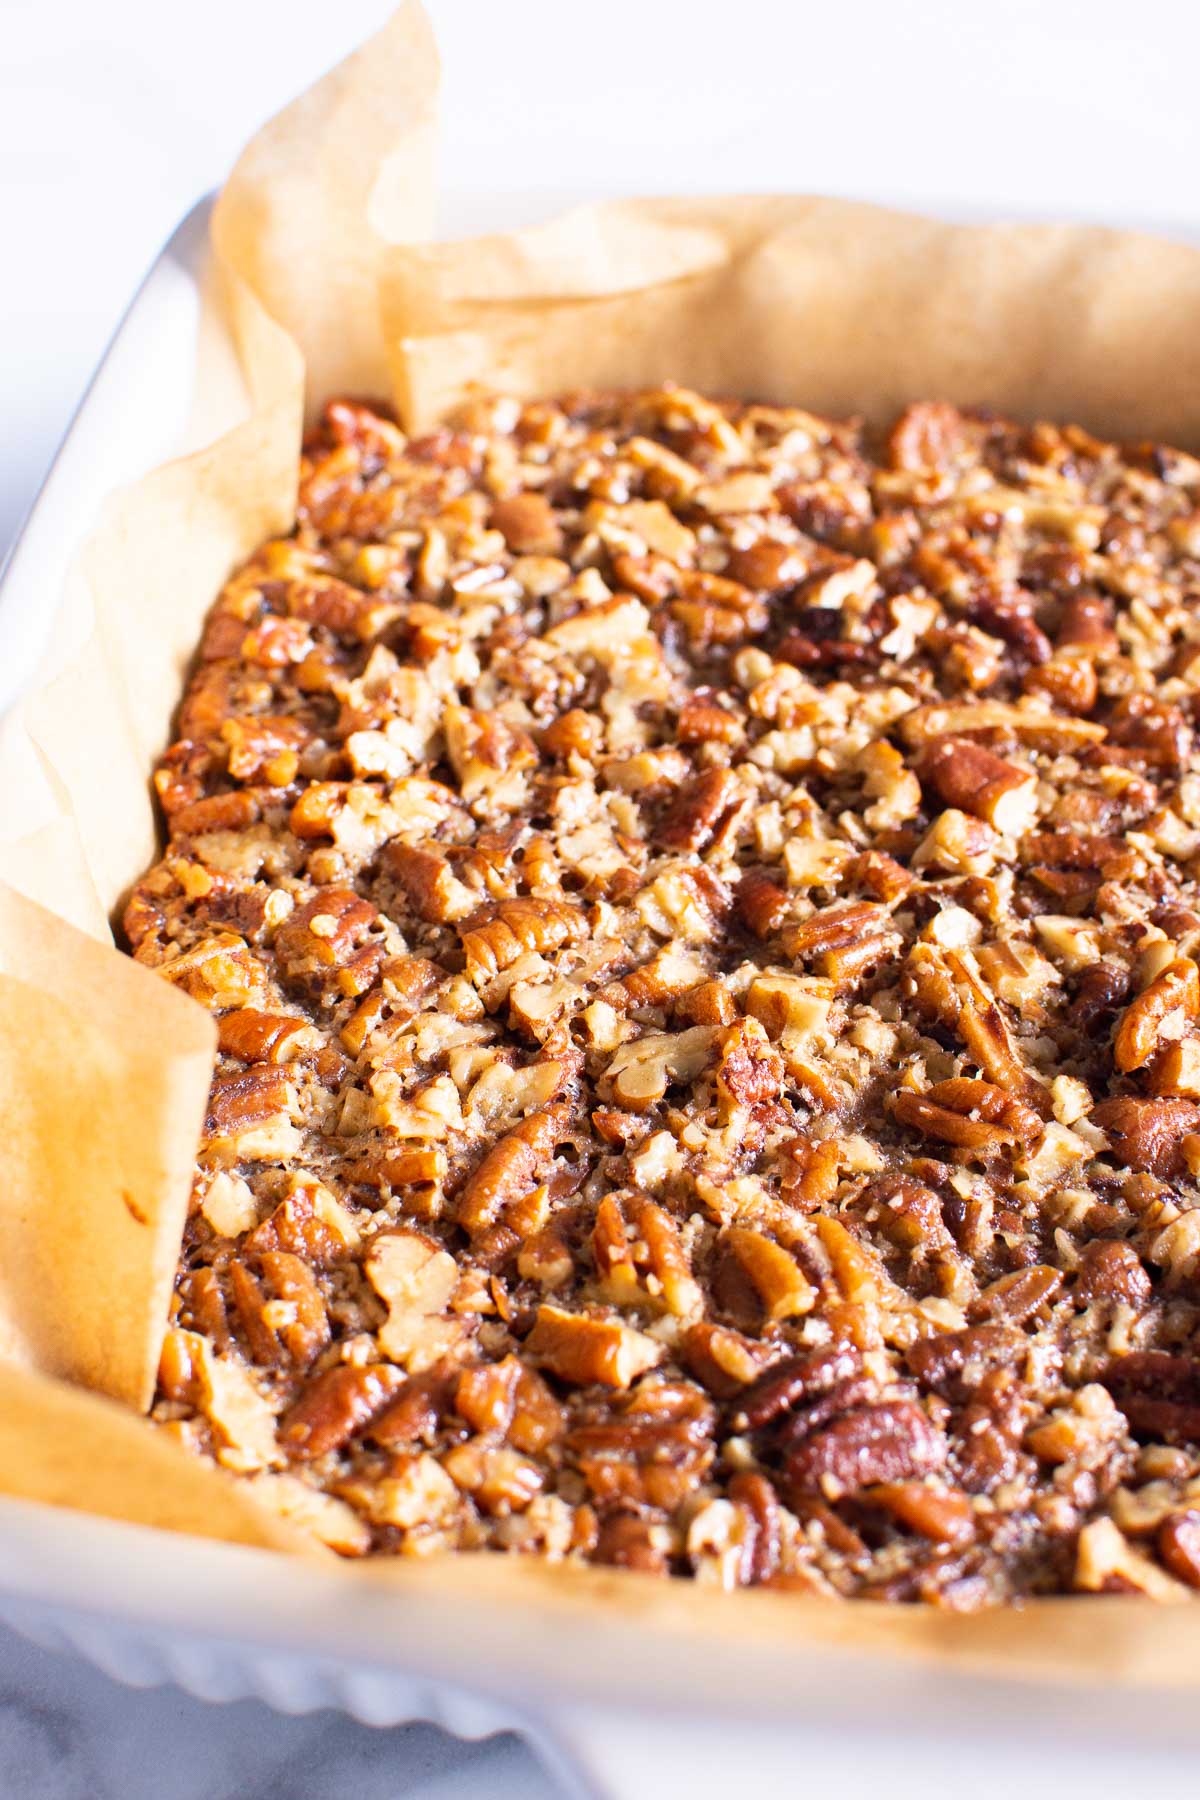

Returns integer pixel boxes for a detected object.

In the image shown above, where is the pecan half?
[784,1399,947,1495]
[891,1078,1044,1149]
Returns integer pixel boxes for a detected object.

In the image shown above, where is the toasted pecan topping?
[135,389,1200,1600]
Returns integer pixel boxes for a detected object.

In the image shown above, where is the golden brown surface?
[127,387,1200,1602]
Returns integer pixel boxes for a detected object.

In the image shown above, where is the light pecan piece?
[491,492,563,555]
[524,1305,663,1388]
[891,1077,1044,1149]
[1113,958,1200,1073]
[899,699,1106,752]
[603,1024,715,1111]
[912,808,999,876]
[443,703,538,806]
[441,1441,545,1515]
[1148,1038,1200,1098]
[158,933,270,1010]
[1074,1518,1189,1600]
[366,1231,464,1370]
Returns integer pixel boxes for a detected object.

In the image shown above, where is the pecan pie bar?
[128,387,1200,1603]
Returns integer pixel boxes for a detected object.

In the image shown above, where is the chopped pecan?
[886,401,965,473]
[385,842,474,924]
[275,888,381,1000]
[866,1482,974,1546]
[781,901,897,960]
[279,1363,406,1461]
[1113,958,1200,1073]
[730,1344,861,1432]
[1092,1096,1200,1177]
[969,1266,1063,1325]
[683,1322,770,1399]
[492,492,563,555]
[677,692,742,745]
[204,1064,295,1141]
[785,1399,946,1495]
[217,1009,320,1065]
[1158,1512,1200,1588]
[891,1078,1044,1149]
[1100,1352,1200,1439]
[366,1231,463,1369]
[905,1324,1025,1398]
[457,1103,572,1236]
[657,768,741,853]
[461,897,586,981]
[734,869,791,937]
[721,1227,814,1324]
[727,1471,782,1583]
[1074,1240,1151,1307]
[525,1305,663,1389]
[918,737,1038,834]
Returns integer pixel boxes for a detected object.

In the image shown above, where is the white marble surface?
[0,1620,566,1799]
[3,2,1200,1794]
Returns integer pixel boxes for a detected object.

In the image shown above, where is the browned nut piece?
[525,1305,663,1388]
[1092,1096,1200,1177]
[1148,1039,1200,1097]
[1113,958,1200,1073]
[278,1363,406,1461]
[781,901,894,959]
[217,1009,321,1065]
[969,1266,1063,1324]
[491,492,563,555]
[657,768,740,853]
[1158,1512,1200,1588]
[723,1227,814,1322]
[461,897,586,981]
[866,1482,974,1545]
[917,736,1038,834]
[456,1104,571,1236]
[785,1399,946,1495]
[891,1077,1044,1149]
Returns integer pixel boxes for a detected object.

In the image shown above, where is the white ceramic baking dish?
[4,195,1200,1800]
